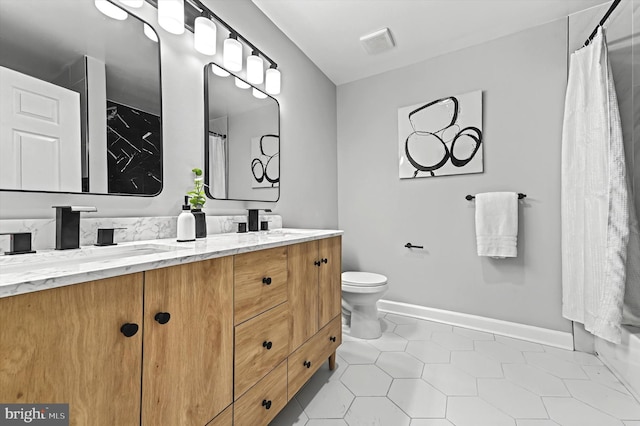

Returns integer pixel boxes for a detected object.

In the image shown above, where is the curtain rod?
[584,0,623,46]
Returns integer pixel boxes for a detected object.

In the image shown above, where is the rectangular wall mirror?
[0,0,162,196]
[204,63,280,202]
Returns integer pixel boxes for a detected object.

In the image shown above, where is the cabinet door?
[318,236,342,328]
[0,274,143,426]
[288,240,319,353]
[142,257,234,426]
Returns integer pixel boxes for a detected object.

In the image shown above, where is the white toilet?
[341,271,388,339]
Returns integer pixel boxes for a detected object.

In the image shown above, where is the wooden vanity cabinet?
[142,257,233,426]
[0,274,144,426]
[288,236,342,353]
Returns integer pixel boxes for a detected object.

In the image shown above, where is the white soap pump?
[177,196,195,242]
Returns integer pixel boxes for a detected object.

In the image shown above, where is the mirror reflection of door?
[0,0,162,196]
[0,66,81,192]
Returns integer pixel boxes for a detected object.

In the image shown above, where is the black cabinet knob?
[263,341,273,350]
[321,258,328,264]
[120,323,139,337]
[303,360,312,368]
[262,399,272,410]
[329,336,336,342]
[262,277,272,285]
[314,260,321,266]
[154,312,171,324]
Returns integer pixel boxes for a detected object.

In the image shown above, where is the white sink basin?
[0,243,181,274]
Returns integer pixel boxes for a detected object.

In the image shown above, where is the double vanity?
[0,229,342,426]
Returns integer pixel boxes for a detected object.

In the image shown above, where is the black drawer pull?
[321,258,328,264]
[262,277,272,285]
[303,360,312,368]
[120,323,139,337]
[262,399,272,410]
[263,341,273,350]
[154,312,171,324]
[314,260,321,266]
[329,336,336,342]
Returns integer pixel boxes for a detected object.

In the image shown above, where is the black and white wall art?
[250,134,280,188]
[398,90,483,179]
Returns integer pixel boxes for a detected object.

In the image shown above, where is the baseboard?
[377,299,574,350]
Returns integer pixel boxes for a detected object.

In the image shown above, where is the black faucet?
[247,209,272,232]
[52,206,97,250]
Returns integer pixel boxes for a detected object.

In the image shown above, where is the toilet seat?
[342,271,387,287]
[342,283,389,294]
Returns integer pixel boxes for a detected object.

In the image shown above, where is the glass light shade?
[119,0,143,7]
[223,37,242,72]
[246,54,264,84]
[265,67,281,95]
[235,77,250,89]
[194,17,216,55]
[211,64,230,77]
[143,23,158,42]
[158,0,184,35]
[252,88,267,99]
[95,0,128,20]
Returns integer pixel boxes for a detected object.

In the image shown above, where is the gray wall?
[337,19,571,332]
[0,0,338,230]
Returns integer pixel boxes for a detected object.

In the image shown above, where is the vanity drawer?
[316,315,342,360]
[234,302,289,398]
[234,360,287,426]
[234,246,288,324]
[287,315,342,400]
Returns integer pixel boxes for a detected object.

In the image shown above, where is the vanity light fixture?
[223,33,243,72]
[252,88,267,99]
[119,0,144,7]
[246,51,264,85]
[95,0,128,20]
[211,64,230,77]
[265,65,281,95]
[235,77,250,89]
[144,0,281,93]
[194,15,216,55]
[143,23,158,42]
[158,0,184,35]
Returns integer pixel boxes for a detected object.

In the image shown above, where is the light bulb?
[194,17,216,55]
[252,88,267,99]
[265,67,281,95]
[119,0,143,7]
[211,64,230,77]
[223,35,242,72]
[235,77,250,89]
[143,23,158,42]
[246,53,264,85]
[158,0,184,35]
[95,0,128,20]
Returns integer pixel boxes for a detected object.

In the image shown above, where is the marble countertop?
[0,228,342,299]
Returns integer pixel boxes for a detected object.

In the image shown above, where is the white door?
[0,65,81,191]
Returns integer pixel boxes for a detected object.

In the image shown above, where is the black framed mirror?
[204,63,280,202]
[0,0,162,196]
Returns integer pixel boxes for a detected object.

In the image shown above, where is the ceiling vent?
[359,27,395,55]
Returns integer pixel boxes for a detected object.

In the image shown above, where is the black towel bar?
[465,193,526,201]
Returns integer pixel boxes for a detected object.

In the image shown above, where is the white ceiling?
[251,0,611,85]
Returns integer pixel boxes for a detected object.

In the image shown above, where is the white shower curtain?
[209,134,227,199]
[561,27,637,344]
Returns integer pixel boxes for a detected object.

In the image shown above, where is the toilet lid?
[342,271,387,287]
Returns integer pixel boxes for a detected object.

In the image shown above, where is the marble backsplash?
[0,214,282,252]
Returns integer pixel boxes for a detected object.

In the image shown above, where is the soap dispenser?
[177,196,195,242]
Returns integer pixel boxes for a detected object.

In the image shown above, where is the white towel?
[475,192,518,258]
[561,27,630,344]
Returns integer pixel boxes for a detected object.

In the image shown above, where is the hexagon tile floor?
[270,313,640,426]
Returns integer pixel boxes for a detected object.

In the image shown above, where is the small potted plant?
[188,168,207,238]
